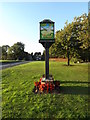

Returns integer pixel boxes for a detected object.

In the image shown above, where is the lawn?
[1,61,89,119]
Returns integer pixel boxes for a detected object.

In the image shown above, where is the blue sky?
[0,2,88,53]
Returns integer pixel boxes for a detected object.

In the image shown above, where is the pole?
[45,45,49,79]
[67,47,70,66]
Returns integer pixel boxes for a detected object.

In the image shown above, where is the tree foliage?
[7,42,25,60]
[1,45,10,60]
[0,42,42,61]
[49,13,89,64]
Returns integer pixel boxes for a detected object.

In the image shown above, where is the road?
[0,61,31,70]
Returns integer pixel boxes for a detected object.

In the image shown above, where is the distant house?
[36,55,41,61]
[34,52,41,61]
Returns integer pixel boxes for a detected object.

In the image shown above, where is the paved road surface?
[0,61,31,70]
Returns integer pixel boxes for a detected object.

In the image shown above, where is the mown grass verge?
[2,61,89,119]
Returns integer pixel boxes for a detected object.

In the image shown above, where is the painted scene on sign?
[40,23,54,39]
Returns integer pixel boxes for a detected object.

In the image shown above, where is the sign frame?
[39,19,55,44]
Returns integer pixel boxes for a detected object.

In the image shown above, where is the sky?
[0,2,88,54]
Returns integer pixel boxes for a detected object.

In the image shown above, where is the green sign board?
[40,23,54,40]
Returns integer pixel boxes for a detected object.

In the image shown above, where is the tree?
[23,52,32,61]
[88,12,90,62]
[1,45,10,60]
[49,31,64,58]
[2,45,10,52]
[49,13,89,65]
[7,42,25,60]
[73,13,89,62]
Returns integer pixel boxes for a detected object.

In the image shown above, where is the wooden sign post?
[39,19,55,79]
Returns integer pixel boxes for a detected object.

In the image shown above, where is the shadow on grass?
[33,80,89,95]
[62,64,75,66]
[60,86,88,95]
[60,81,90,84]
[57,81,90,95]
[62,63,88,66]
[55,80,89,95]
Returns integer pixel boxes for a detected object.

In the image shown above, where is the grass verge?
[2,61,89,119]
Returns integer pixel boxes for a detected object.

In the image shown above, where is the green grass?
[2,61,89,119]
